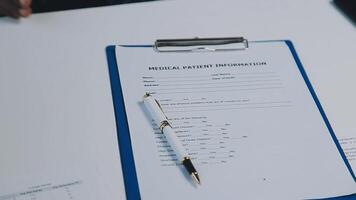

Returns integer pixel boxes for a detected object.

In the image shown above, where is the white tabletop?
[0,0,355,199]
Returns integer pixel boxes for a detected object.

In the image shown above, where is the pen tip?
[191,173,201,185]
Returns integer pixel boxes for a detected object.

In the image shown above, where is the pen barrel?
[162,125,187,162]
[143,96,167,123]
[143,94,188,162]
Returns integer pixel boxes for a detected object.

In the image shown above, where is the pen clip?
[144,92,168,120]
[154,99,168,120]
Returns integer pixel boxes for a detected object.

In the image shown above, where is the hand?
[0,0,32,18]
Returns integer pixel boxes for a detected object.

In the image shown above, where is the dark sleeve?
[31,0,110,13]
[32,0,156,13]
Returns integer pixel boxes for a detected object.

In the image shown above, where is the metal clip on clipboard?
[154,37,248,52]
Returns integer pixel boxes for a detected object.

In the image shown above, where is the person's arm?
[0,0,32,18]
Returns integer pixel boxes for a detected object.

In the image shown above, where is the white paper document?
[114,41,356,199]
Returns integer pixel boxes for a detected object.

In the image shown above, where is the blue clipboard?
[106,39,356,200]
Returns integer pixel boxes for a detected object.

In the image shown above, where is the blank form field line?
[154,75,280,83]
[163,101,292,109]
[149,72,277,80]
[150,75,212,79]
[165,105,292,113]
[157,79,281,87]
[152,82,283,91]
[157,87,284,94]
